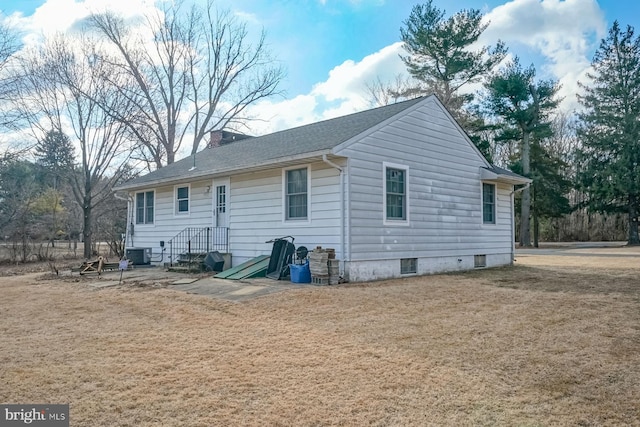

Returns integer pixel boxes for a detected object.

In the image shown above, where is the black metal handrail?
[168,227,208,267]
[211,227,229,252]
[167,227,229,267]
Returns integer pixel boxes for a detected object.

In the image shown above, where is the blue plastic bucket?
[289,261,311,283]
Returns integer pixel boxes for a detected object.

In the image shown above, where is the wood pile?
[73,256,129,275]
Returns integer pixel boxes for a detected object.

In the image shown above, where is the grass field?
[1,248,639,426]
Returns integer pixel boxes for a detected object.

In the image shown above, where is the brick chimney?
[208,130,223,148]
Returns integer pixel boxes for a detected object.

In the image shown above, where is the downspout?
[114,192,134,249]
[322,154,345,276]
[510,182,531,263]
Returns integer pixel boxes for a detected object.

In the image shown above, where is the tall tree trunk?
[532,185,539,248]
[51,175,57,248]
[533,208,539,248]
[629,194,639,245]
[83,195,93,259]
[21,223,28,263]
[520,131,532,247]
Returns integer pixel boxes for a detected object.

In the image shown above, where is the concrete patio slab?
[77,266,312,301]
[228,285,266,296]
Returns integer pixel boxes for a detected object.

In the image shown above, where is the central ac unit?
[125,248,152,265]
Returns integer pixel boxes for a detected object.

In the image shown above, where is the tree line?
[0,0,283,260]
[369,1,640,246]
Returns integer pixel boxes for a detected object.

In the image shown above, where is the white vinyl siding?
[336,97,513,262]
[230,161,343,265]
[127,180,214,253]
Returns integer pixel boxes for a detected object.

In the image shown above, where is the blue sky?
[1,0,639,135]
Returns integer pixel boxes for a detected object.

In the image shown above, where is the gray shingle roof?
[115,96,427,191]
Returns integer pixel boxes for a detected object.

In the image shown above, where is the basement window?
[474,255,487,268]
[401,258,417,274]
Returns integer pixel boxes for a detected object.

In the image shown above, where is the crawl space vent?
[474,255,487,268]
[401,258,417,274]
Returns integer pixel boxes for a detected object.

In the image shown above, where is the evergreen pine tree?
[400,1,507,117]
[482,58,560,246]
[34,130,75,190]
[576,21,640,245]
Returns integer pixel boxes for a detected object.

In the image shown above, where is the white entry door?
[212,178,229,253]
[213,178,230,228]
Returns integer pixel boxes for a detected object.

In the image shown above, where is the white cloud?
[312,42,405,103]
[240,95,319,136]
[232,10,261,26]
[481,0,606,111]
[241,42,408,135]
[5,0,158,48]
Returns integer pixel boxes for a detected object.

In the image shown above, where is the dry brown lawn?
[1,248,639,426]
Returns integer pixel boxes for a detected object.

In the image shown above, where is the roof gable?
[331,95,491,169]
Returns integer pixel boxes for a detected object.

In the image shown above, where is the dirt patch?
[1,250,639,426]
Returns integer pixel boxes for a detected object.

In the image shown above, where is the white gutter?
[510,182,531,263]
[322,154,345,276]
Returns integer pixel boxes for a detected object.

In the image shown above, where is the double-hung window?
[482,183,496,224]
[136,191,154,224]
[176,185,189,214]
[384,163,409,224]
[285,167,308,220]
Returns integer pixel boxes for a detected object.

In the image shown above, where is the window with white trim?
[384,163,409,223]
[175,185,189,214]
[285,167,308,220]
[135,190,154,224]
[482,183,496,224]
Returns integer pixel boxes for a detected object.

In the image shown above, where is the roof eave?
[113,149,335,192]
[480,167,532,185]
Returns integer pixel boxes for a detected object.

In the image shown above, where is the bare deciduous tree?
[0,20,22,133]
[16,36,134,258]
[89,0,284,168]
[364,74,423,107]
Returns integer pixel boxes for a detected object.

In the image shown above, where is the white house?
[114,95,530,282]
